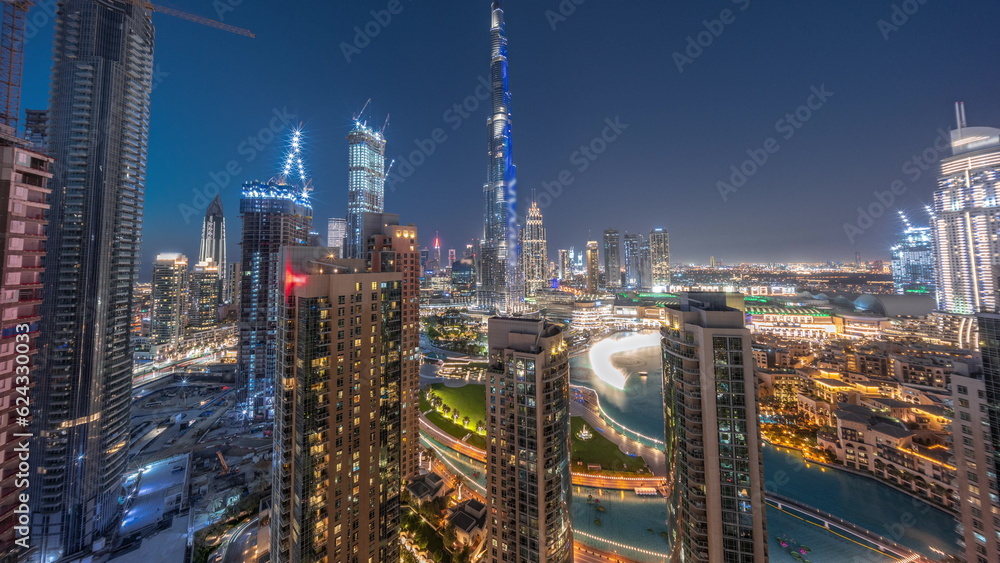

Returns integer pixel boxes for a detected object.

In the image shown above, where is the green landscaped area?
[420,384,487,450]
[570,417,650,475]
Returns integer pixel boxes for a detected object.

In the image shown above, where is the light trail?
[587,332,660,390]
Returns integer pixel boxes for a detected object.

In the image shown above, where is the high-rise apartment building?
[346,121,386,259]
[603,229,621,289]
[151,253,189,345]
[953,313,1000,563]
[661,293,768,562]
[272,241,414,563]
[368,220,422,480]
[479,0,521,314]
[327,217,347,256]
[32,2,154,557]
[225,261,240,306]
[932,103,1000,316]
[485,318,572,563]
[650,227,671,290]
[890,212,935,296]
[238,181,312,413]
[558,249,571,281]
[623,233,640,288]
[522,201,548,296]
[199,194,227,291]
[189,260,221,331]
[0,140,52,557]
[585,241,599,295]
[23,109,46,151]
[639,235,652,290]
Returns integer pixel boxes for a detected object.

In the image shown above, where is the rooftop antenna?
[955,101,967,130]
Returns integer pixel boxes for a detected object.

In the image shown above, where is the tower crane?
[0,0,253,129]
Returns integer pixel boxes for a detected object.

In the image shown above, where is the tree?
[442,405,451,416]
[462,416,470,428]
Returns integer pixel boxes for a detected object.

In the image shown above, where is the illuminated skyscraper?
[151,253,189,345]
[485,318,572,563]
[238,181,312,413]
[346,120,387,259]
[558,249,571,281]
[650,227,671,290]
[327,217,347,256]
[199,194,226,280]
[522,200,548,295]
[479,0,521,313]
[661,293,767,562]
[273,248,405,563]
[890,211,935,296]
[603,229,621,289]
[932,103,1000,316]
[189,260,221,331]
[585,241,599,294]
[623,232,640,288]
[32,2,154,557]
[639,235,652,290]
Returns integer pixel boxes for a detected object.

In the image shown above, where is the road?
[221,517,258,563]
[421,415,663,490]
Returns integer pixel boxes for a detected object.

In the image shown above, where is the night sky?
[19,1,1000,276]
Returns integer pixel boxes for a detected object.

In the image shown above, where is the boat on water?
[638,371,648,378]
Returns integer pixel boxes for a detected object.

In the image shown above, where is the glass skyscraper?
[603,229,621,289]
[238,181,312,414]
[650,227,671,290]
[932,103,1000,315]
[32,2,154,559]
[346,121,386,259]
[890,212,935,296]
[199,194,227,293]
[479,0,521,314]
[521,200,547,296]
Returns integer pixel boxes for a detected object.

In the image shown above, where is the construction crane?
[0,0,252,130]
[120,0,255,38]
[217,450,239,475]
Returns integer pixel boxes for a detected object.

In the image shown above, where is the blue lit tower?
[479,0,521,313]
[346,118,387,259]
[237,129,313,415]
[890,210,935,296]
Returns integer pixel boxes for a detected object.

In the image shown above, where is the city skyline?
[17,2,1000,273]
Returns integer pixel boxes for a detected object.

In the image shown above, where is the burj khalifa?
[478,0,522,313]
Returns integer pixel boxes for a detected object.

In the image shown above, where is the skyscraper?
[603,229,621,289]
[0,139,52,558]
[151,253,189,346]
[522,200,548,296]
[650,227,671,291]
[479,0,521,314]
[485,318,572,563]
[272,247,406,563]
[932,103,1000,315]
[327,217,347,256]
[199,194,227,294]
[32,2,154,558]
[238,181,312,413]
[558,249,571,281]
[189,260,221,331]
[623,232,640,288]
[585,241,599,295]
[661,293,768,562]
[954,313,1000,563]
[24,109,46,151]
[890,212,935,296]
[639,235,652,290]
[346,120,386,259]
